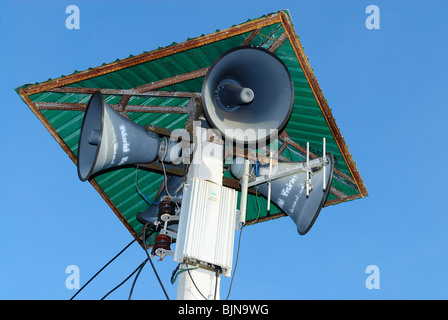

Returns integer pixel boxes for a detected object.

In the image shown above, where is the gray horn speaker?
[231,154,334,235]
[202,46,294,145]
[77,91,160,181]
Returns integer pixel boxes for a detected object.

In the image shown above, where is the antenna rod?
[306,142,310,197]
[238,159,250,227]
[267,152,272,212]
[323,137,326,191]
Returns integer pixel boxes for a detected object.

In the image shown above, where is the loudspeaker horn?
[230,154,334,235]
[202,46,294,145]
[77,91,160,181]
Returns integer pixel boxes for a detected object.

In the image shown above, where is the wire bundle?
[69,225,170,300]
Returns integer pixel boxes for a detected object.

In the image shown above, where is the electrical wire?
[245,148,259,177]
[225,225,243,300]
[135,165,159,205]
[170,262,208,299]
[214,269,220,300]
[128,259,148,300]
[170,264,199,284]
[103,226,169,300]
[69,237,138,300]
[160,158,176,199]
[142,223,170,300]
[68,224,169,300]
[160,158,172,198]
[100,258,149,300]
[170,264,180,283]
[187,269,208,300]
[160,158,181,214]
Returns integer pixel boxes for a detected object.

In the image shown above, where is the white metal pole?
[176,265,221,300]
[176,124,225,300]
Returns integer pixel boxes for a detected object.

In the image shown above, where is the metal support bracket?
[247,138,328,197]
[159,214,180,239]
[247,156,328,187]
[154,248,175,260]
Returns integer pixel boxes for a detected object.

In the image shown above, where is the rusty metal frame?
[18,10,367,241]
[278,11,367,198]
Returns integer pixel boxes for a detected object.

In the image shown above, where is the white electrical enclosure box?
[174,177,238,277]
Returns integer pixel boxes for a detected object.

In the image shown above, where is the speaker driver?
[202,46,294,145]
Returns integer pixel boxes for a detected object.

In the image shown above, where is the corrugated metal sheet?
[16,10,367,243]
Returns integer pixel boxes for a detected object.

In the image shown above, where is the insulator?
[152,233,172,256]
[158,198,176,220]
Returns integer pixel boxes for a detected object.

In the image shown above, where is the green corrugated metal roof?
[16,10,367,242]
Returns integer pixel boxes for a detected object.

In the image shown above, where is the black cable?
[225,226,243,300]
[187,269,208,300]
[128,259,148,300]
[214,269,220,300]
[101,258,149,300]
[142,223,170,300]
[69,237,138,300]
[170,264,180,284]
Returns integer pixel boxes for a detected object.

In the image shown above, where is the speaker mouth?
[297,153,334,235]
[77,91,105,181]
[77,91,161,181]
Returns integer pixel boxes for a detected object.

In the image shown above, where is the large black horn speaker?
[202,46,294,145]
[231,154,334,235]
[77,91,160,181]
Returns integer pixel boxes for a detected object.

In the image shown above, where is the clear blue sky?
[1,0,447,300]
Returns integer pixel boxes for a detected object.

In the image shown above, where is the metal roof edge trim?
[20,12,283,97]
[278,11,368,198]
[16,9,368,245]
[16,11,287,246]
[18,89,143,245]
